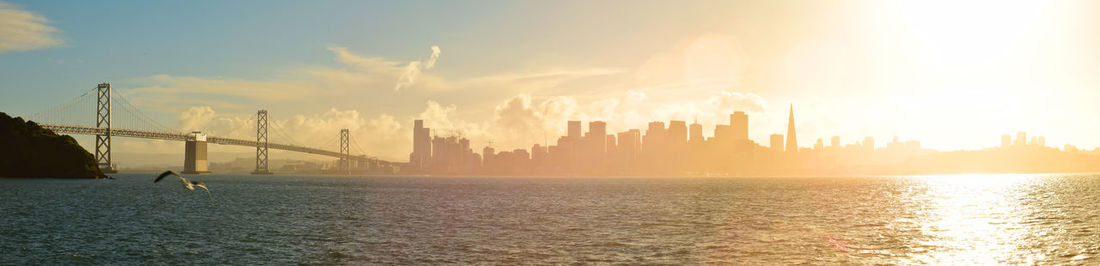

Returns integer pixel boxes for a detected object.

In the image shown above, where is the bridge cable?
[24,87,96,126]
[269,119,305,148]
[111,89,178,133]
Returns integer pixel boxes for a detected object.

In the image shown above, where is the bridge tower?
[182,132,211,174]
[94,83,117,173]
[340,129,350,175]
[252,110,272,175]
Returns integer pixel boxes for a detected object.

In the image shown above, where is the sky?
[1,0,1099,161]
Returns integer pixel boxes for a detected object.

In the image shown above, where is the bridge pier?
[94,82,117,173]
[252,110,272,175]
[182,132,211,174]
[340,129,350,175]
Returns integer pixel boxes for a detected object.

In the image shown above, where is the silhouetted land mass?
[0,112,106,179]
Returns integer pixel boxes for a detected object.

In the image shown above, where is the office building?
[410,120,432,168]
[731,111,748,141]
[770,134,784,152]
[568,120,582,139]
[689,121,703,143]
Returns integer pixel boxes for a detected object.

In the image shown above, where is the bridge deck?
[39,124,381,163]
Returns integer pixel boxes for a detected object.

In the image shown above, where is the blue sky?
[2,0,1099,160]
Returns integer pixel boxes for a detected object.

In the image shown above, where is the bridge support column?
[252,110,272,175]
[340,129,350,175]
[183,132,211,174]
[94,82,117,173]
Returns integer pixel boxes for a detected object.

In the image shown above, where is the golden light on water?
[911,174,1041,264]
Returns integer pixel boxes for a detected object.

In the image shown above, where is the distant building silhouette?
[1002,134,1012,148]
[770,134,784,152]
[785,104,797,153]
[731,111,748,141]
[863,136,875,151]
[588,121,607,153]
[1034,136,1046,147]
[831,136,840,147]
[1015,131,1027,146]
[714,125,731,140]
[568,120,582,139]
[645,121,666,151]
[668,121,687,145]
[410,120,431,169]
[689,120,703,143]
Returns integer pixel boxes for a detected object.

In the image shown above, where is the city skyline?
[3,1,1100,161]
[406,104,1090,176]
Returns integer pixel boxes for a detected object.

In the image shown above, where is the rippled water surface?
[2,174,1099,264]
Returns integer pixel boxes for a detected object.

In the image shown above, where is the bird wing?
[191,181,207,191]
[191,181,216,207]
[154,170,180,183]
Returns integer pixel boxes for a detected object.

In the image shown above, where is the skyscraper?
[568,120,582,139]
[645,121,666,150]
[606,134,617,153]
[785,104,797,153]
[770,134,784,152]
[714,125,731,140]
[1015,131,1027,146]
[689,120,703,143]
[731,111,748,141]
[588,121,607,153]
[668,120,687,145]
[831,136,840,147]
[618,130,641,155]
[410,120,432,168]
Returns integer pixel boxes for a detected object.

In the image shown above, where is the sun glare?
[683,34,746,86]
[908,173,1043,264]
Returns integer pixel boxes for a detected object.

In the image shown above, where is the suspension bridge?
[23,83,394,175]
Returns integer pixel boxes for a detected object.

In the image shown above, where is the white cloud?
[326,46,404,73]
[0,1,62,54]
[274,108,407,159]
[395,46,442,91]
[177,106,217,132]
[425,45,441,69]
[708,90,767,114]
[395,61,423,92]
[416,100,490,142]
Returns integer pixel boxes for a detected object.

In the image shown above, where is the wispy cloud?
[0,1,62,54]
[425,46,440,69]
[395,46,441,91]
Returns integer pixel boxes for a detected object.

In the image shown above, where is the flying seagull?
[155,170,216,207]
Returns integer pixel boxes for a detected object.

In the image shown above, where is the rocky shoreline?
[0,112,107,179]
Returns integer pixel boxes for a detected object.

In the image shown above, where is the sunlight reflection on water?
[1,174,1098,264]
[910,174,1039,264]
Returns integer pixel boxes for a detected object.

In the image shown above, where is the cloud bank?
[0,1,62,55]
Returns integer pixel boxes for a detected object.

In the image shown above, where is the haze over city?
[9,1,1100,264]
[3,0,1100,165]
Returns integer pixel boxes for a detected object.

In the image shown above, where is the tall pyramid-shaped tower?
[786,104,797,153]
